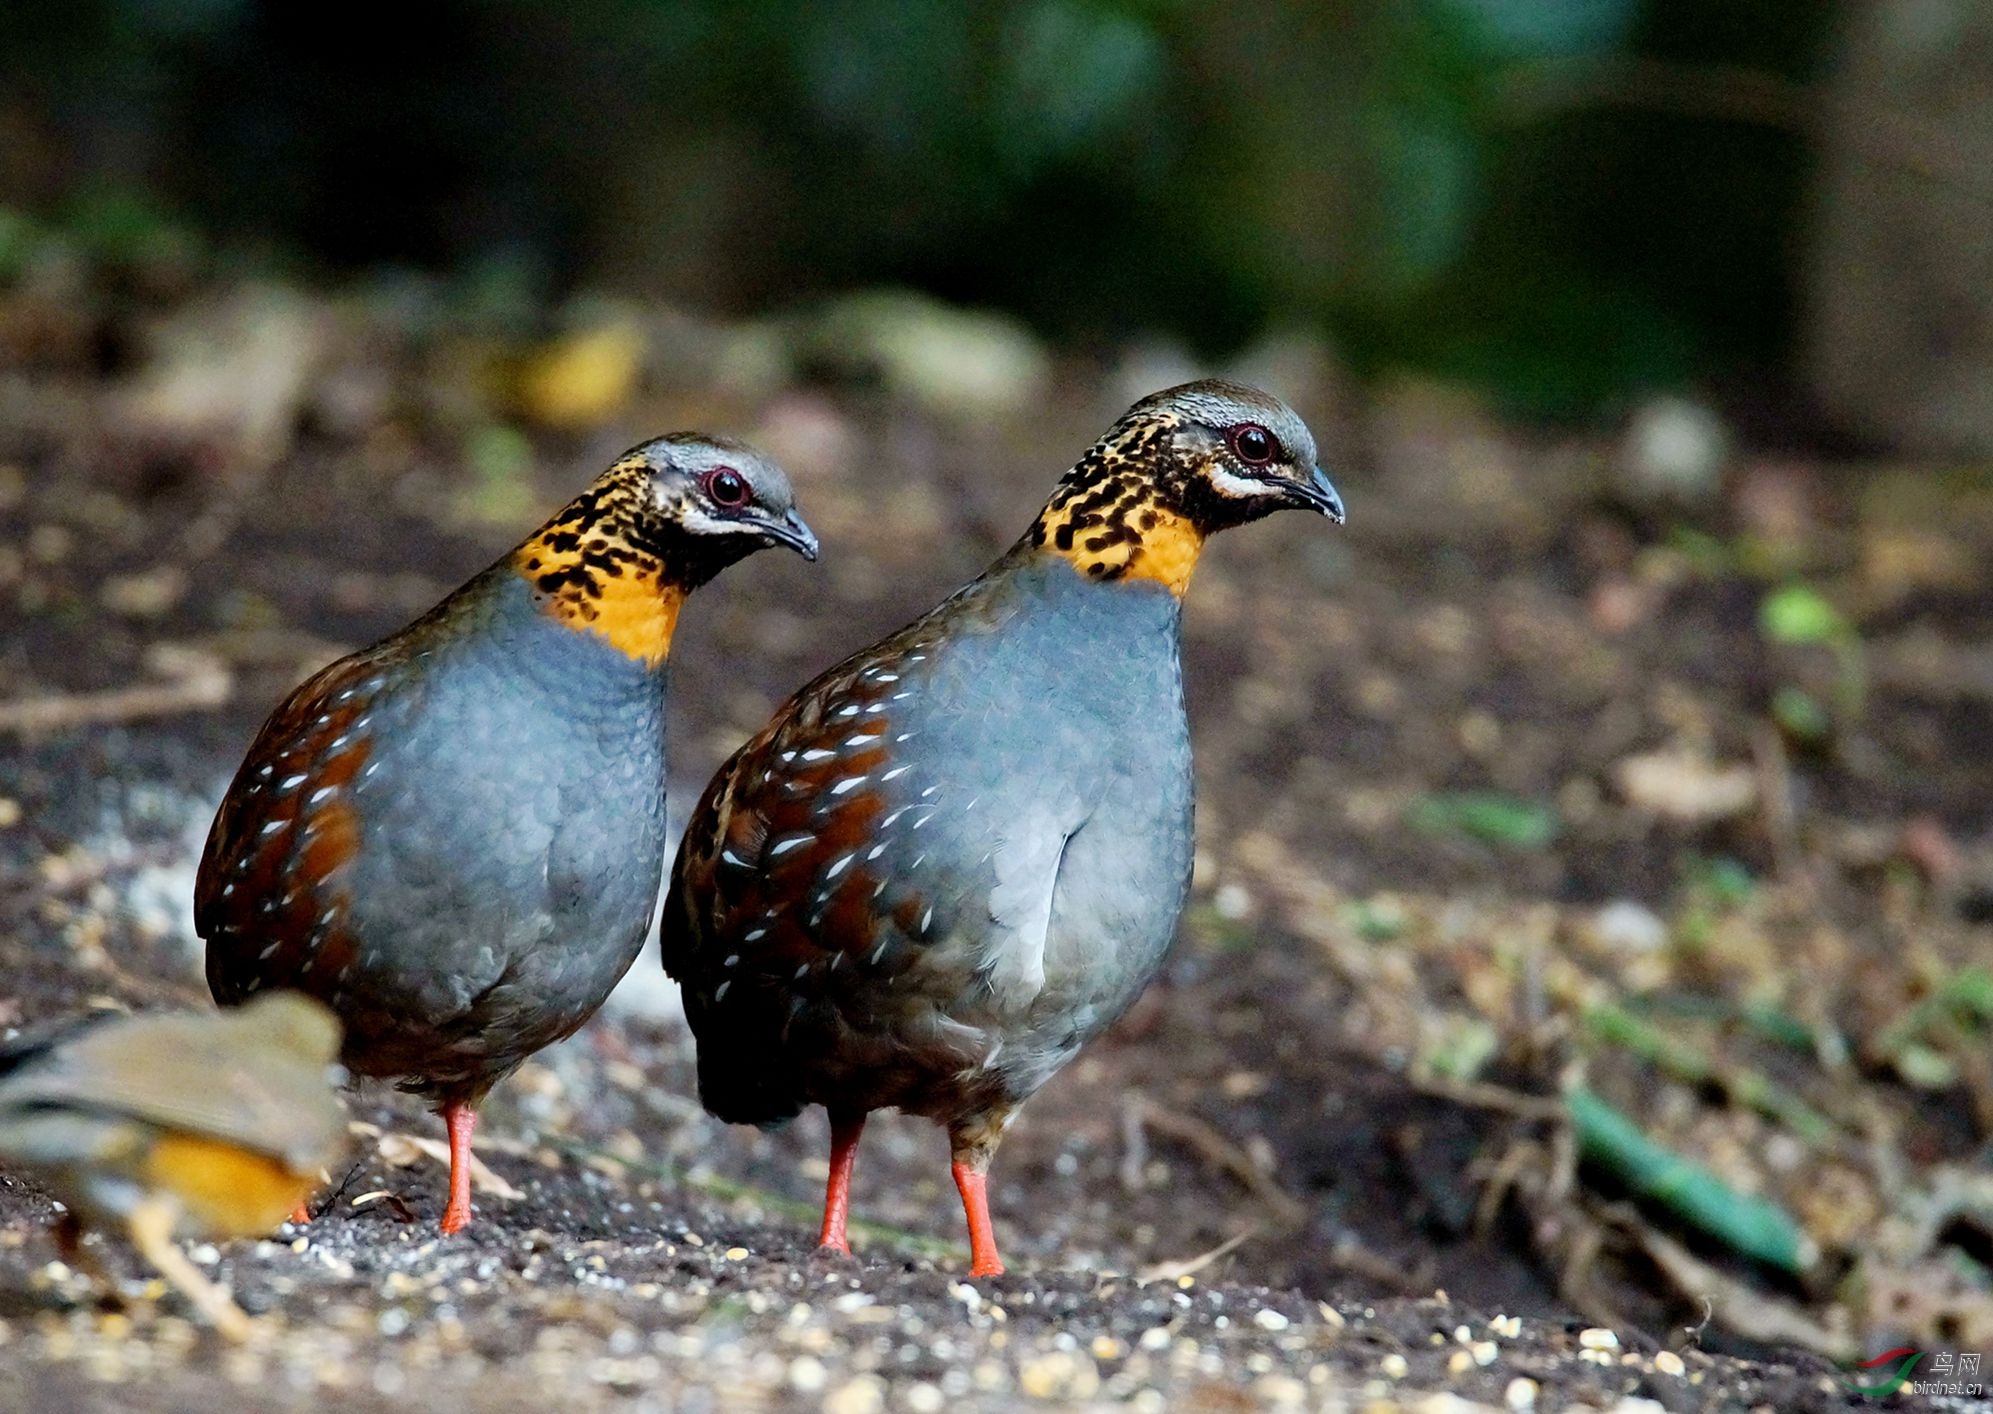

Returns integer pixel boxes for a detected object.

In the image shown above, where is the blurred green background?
[3,0,1988,440]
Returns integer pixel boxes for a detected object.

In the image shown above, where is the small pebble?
[1579,1326,1620,1350]
[1506,1376,1539,1408]
[1255,1374,1306,1406]
[823,1376,886,1414]
[947,1282,982,1312]
[1214,883,1253,919]
[1654,1350,1686,1377]
[1380,1353,1408,1379]
[1593,899,1667,953]
[1253,1308,1289,1332]
[725,1247,748,1261]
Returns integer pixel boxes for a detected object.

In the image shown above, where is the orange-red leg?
[818,1112,866,1255]
[438,1102,477,1235]
[288,1200,312,1225]
[951,1159,1004,1277]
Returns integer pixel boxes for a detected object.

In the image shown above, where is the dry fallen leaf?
[375,1131,524,1200]
[1614,747,1757,823]
[121,281,331,466]
[513,322,644,429]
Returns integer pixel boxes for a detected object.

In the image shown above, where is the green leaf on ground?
[1568,1087,1817,1275]
[1582,1001,1834,1142]
[1344,896,1409,942]
[1408,791,1559,849]
[1423,1014,1501,1081]
[1875,966,1993,1061]
[1770,685,1831,741]
[1760,585,1849,646]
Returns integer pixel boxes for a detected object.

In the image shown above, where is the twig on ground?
[1118,1094,1150,1194]
[0,647,230,735]
[1683,1294,1714,1349]
[1409,1073,1566,1123]
[1556,1211,1617,1328]
[199,627,351,673]
[1470,1135,1546,1238]
[1134,1228,1258,1284]
[0,846,175,921]
[1633,1224,1856,1362]
[1325,1230,1432,1295]
[306,1160,371,1221]
[1122,1093,1309,1229]
[1751,724,1813,897]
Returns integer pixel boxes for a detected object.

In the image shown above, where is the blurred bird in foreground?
[198,436,816,1233]
[664,381,1342,1275]
[0,994,347,1341]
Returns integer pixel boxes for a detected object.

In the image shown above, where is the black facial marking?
[1020,385,1319,589]
[518,448,782,618]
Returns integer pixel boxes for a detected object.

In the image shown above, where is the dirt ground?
[2,276,1991,1408]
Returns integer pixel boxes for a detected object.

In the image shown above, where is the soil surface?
[2,278,1991,1408]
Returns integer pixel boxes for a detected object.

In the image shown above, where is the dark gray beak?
[759,508,821,561]
[1287,465,1345,523]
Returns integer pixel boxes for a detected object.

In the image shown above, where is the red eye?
[703,467,750,508]
[1228,423,1278,466]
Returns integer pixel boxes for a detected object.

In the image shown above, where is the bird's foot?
[815,1112,866,1258]
[127,1197,255,1343]
[437,1102,477,1235]
[950,1158,1006,1279]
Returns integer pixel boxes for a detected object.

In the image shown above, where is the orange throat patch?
[1030,497,1206,596]
[514,526,684,668]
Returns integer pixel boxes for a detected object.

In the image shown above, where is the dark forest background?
[7,0,1986,444]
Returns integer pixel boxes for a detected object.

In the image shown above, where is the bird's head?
[1134,380,1344,529]
[517,434,818,666]
[1028,380,1343,594]
[624,434,820,571]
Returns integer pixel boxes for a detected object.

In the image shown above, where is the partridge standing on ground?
[663,381,1343,1275]
[0,994,347,1340]
[198,436,816,1234]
